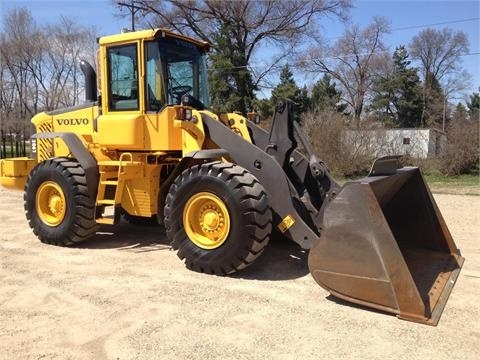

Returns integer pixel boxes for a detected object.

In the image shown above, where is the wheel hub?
[36,181,66,226]
[201,209,221,231]
[48,194,63,216]
[183,192,231,249]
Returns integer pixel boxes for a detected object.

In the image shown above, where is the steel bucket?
[308,167,464,325]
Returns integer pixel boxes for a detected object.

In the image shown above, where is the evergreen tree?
[254,98,273,121]
[269,64,309,121]
[467,92,480,119]
[270,65,298,104]
[208,23,256,114]
[423,72,446,127]
[372,46,423,127]
[297,85,311,117]
[310,74,346,113]
[452,103,468,122]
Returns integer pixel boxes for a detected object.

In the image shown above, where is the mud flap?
[308,167,464,325]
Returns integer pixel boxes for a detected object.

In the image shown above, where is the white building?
[343,128,447,159]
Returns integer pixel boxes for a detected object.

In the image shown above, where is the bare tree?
[116,0,352,113]
[0,8,42,157]
[303,17,390,128]
[43,17,97,109]
[409,27,469,126]
[1,8,42,118]
[0,7,97,158]
[410,28,469,83]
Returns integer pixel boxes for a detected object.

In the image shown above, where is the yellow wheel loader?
[0,28,464,325]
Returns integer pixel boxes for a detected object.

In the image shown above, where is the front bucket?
[308,167,464,325]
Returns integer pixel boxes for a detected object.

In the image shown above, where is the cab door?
[96,42,145,149]
[143,40,182,151]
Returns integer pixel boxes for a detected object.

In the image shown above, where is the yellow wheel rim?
[183,192,231,249]
[36,181,67,226]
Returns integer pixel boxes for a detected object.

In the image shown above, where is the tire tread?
[24,158,98,246]
[164,162,272,275]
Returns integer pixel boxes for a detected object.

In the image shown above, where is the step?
[99,170,118,177]
[101,180,119,186]
[96,217,115,225]
[97,199,116,205]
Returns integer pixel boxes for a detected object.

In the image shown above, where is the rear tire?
[24,158,98,246]
[164,162,272,275]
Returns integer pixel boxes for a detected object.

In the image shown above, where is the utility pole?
[117,0,145,31]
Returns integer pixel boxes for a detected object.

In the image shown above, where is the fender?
[157,148,229,224]
[202,114,318,249]
[32,132,99,199]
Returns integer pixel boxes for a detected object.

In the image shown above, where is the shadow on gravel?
[231,240,310,281]
[325,295,394,319]
[76,219,170,252]
[77,221,309,280]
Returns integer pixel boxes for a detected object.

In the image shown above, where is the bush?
[400,156,442,175]
[301,111,374,177]
[441,116,479,175]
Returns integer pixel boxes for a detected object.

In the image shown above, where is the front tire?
[164,162,272,275]
[24,158,98,246]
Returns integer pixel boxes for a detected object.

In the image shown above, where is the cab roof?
[98,28,210,51]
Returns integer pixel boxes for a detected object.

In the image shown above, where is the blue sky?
[1,0,479,98]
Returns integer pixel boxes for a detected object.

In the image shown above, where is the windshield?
[155,37,209,108]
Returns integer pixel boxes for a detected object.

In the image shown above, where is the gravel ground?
[0,187,478,360]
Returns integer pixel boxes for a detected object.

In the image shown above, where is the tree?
[127,0,352,114]
[410,28,469,83]
[304,17,390,128]
[0,8,43,158]
[310,74,347,113]
[254,98,274,123]
[371,46,423,127]
[266,64,310,121]
[43,17,97,109]
[207,22,256,113]
[409,27,469,126]
[297,85,311,119]
[467,92,480,119]
[425,74,448,128]
[0,7,96,158]
[441,101,479,175]
[271,65,298,104]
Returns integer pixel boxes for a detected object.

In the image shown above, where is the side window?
[167,61,194,104]
[145,41,165,111]
[107,44,138,111]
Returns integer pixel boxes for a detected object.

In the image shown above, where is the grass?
[0,142,30,159]
[424,173,480,195]
[424,173,480,186]
[339,172,480,196]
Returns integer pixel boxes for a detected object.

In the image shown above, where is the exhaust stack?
[80,60,97,103]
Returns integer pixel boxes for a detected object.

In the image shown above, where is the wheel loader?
[0,28,464,325]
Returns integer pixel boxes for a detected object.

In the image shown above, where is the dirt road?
[0,188,478,360]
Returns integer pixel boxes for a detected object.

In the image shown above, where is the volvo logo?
[56,118,89,126]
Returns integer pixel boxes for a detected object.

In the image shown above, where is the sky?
[1,0,479,99]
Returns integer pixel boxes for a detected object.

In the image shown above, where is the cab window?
[107,44,139,111]
[145,41,165,111]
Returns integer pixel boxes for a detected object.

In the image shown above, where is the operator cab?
[94,29,210,150]
[104,31,209,113]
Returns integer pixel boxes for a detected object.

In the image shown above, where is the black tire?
[164,162,272,275]
[24,158,98,246]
